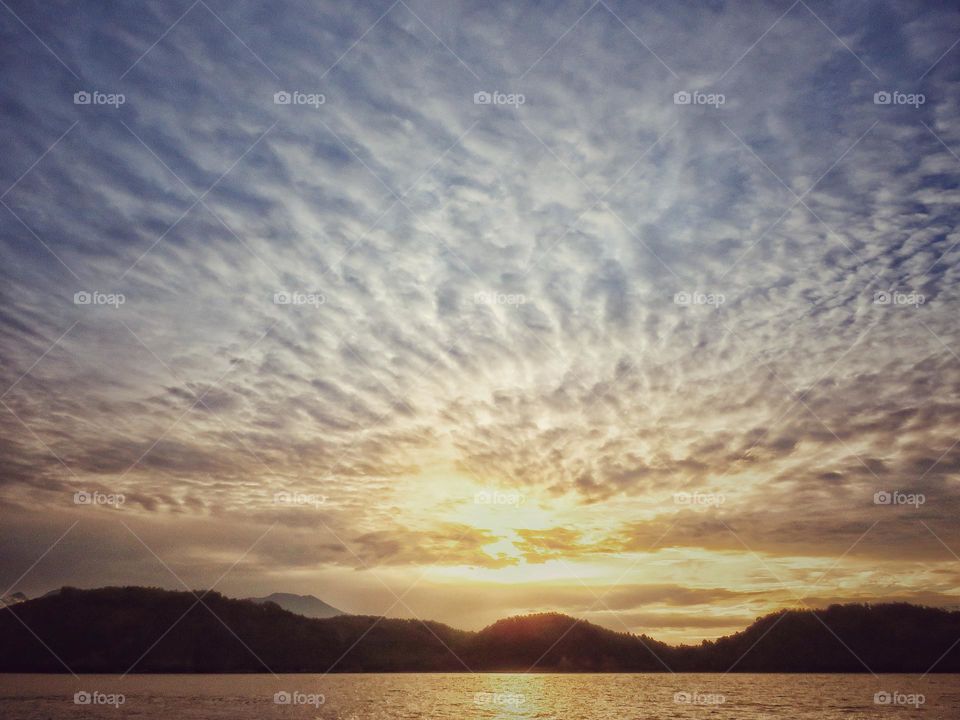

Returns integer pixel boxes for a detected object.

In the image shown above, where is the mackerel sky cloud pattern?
[1,0,959,640]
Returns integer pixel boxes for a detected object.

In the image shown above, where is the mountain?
[681,603,960,672]
[1,586,959,673]
[244,592,343,618]
[468,612,674,671]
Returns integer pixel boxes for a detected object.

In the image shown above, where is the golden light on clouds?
[1,0,959,653]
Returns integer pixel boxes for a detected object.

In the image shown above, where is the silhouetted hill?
[0,587,468,673]
[467,612,674,671]
[245,592,344,618]
[674,603,960,672]
[1,587,958,672]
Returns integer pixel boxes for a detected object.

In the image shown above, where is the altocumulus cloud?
[0,0,959,633]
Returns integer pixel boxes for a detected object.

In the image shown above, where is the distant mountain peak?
[244,592,344,619]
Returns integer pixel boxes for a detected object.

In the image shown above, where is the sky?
[0,0,959,644]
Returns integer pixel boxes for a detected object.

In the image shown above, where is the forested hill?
[1,587,958,673]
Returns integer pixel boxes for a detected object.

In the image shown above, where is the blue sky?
[1,0,959,639]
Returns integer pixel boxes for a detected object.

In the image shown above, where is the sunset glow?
[2,0,959,653]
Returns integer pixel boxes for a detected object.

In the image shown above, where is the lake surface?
[1,673,958,718]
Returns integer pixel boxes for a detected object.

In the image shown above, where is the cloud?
[0,0,958,627]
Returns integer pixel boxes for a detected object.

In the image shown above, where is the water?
[1,673,958,718]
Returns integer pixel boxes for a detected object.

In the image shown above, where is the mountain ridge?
[244,592,344,618]
[1,586,959,673]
